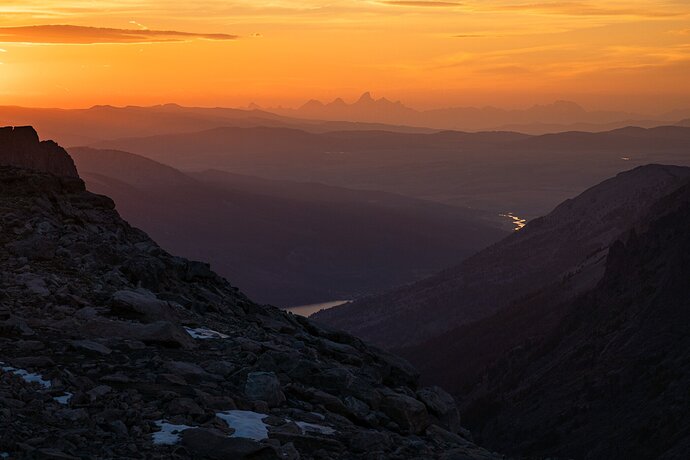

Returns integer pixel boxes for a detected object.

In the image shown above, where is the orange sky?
[0,1,689,112]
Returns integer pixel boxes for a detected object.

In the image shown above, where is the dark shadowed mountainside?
[313,165,690,349]
[69,147,506,306]
[451,179,690,460]
[0,127,501,459]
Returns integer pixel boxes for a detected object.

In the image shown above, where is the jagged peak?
[536,100,586,113]
[330,97,347,106]
[299,98,325,110]
[356,91,375,103]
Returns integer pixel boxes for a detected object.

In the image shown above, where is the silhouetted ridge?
[0,126,78,178]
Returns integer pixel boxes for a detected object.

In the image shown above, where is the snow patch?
[0,363,51,389]
[216,410,269,441]
[54,392,73,405]
[184,327,229,340]
[152,420,194,445]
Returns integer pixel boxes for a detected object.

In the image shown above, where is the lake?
[285,300,350,317]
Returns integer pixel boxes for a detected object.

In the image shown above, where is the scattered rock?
[71,339,112,355]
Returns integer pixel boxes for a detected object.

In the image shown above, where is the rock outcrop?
[0,133,500,459]
[0,126,78,178]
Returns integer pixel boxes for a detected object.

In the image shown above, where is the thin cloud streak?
[0,24,238,44]
[491,2,686,18]
[380,1,462,7]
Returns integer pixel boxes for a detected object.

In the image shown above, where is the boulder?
[87,385,112,401]
[348,430,392,452]
[168,397,204,417]
[181,428,279,459]
[426,424,470,446]
[111,289,176,322]
[83,319,194,349]
[165,361,208,378]
[245,372,285,408]
[374,348,419,387]
[71,340,112,355]
[417,386,461,432]
[380,393,429,434]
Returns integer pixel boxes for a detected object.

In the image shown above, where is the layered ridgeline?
[0,128,500,459]
[314,164,690,348]
[89,125,690,221]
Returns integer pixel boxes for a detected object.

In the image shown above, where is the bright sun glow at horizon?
[0,1,689,112]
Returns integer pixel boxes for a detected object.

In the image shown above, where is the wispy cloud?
[380,1,462,7]
[0,24,237,44]
[493,2,686,18]
[128,21,149,31]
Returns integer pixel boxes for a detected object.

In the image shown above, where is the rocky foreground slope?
[0,128,500,459]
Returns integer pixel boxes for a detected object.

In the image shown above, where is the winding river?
[500,212,527,231]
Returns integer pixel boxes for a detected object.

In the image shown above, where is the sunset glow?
[0,1,689,111]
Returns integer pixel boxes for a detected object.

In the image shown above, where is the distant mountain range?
[0,103,434,146]
[70,146,505,306]
[263,92,690,133]
[2,97,690,148]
